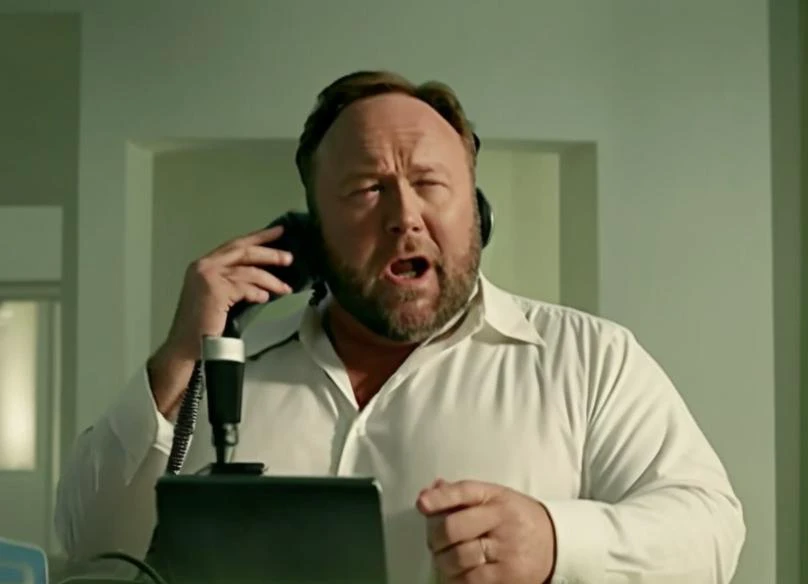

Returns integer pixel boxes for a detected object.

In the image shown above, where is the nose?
[383,180,425,237]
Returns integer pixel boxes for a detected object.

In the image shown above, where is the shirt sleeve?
[541,327,746,584]
[54,367,176,563]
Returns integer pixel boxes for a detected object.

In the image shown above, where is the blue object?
[0,538,47,584]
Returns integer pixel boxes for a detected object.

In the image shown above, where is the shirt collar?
[244,272,545,357]
[475,274,546,347]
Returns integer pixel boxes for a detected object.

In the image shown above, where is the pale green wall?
[800,0,808,575]
[770,0,803,581]
[0,13,80,548]
[0,207,62,281]
[476,147,560,304]
[124,145,155,383]
[0,13,79,208]
[559,145,598,315]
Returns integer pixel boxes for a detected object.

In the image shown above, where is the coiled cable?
[163,362,203,475]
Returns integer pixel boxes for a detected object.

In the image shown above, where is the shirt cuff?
[541,499,611,584]
[103,366,175,485]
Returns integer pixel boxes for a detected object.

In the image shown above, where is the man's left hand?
[416,479,556,584]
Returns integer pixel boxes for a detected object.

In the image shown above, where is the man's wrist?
[538,501,558,583]
[147,342,196,417]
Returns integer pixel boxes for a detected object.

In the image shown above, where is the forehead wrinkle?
[324,127,446,180]
[315,94,468,187]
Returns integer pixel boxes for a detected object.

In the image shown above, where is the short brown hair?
[294,70,478,215]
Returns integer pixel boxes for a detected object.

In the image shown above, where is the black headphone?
[475,187,494,248]
[473,133,494,249]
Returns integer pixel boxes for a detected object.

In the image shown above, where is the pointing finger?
[210,224,285,256]
[241,224,286,246]
[216,244,294,268]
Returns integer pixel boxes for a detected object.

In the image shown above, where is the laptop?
[149,474,389,584]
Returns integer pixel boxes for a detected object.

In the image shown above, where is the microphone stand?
[202,315,264,476]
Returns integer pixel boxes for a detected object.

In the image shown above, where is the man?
[55,70,745,583]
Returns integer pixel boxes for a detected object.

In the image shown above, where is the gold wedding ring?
[478,538,489,564]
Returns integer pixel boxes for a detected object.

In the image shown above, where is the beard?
[318,216,482,343]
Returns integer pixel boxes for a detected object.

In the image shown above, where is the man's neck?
[324,301,417,358]
[324,302,416,409]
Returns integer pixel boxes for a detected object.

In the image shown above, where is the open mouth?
[386,256,431,281]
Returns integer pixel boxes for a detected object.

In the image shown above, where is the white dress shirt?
[55,275,745,584]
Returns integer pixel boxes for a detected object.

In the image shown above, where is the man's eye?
[348,184,382,197]
[361,184,382,194]
[413,179,446,193]
[413,178,444,187]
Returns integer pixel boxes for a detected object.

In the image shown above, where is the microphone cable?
[163,362,203,475]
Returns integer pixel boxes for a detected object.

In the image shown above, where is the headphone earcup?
[476,187,494,248]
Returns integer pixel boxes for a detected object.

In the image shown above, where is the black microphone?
[201,335,245,468]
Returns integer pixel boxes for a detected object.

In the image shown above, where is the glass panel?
[0,301,38,470]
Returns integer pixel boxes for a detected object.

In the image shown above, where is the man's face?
[313,93,481,343]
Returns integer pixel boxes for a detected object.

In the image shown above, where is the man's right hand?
[148,225,295,417]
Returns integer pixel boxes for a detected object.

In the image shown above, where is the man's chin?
[378,275,442,301]
[381,291,439,318]
[380,304,442,342]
